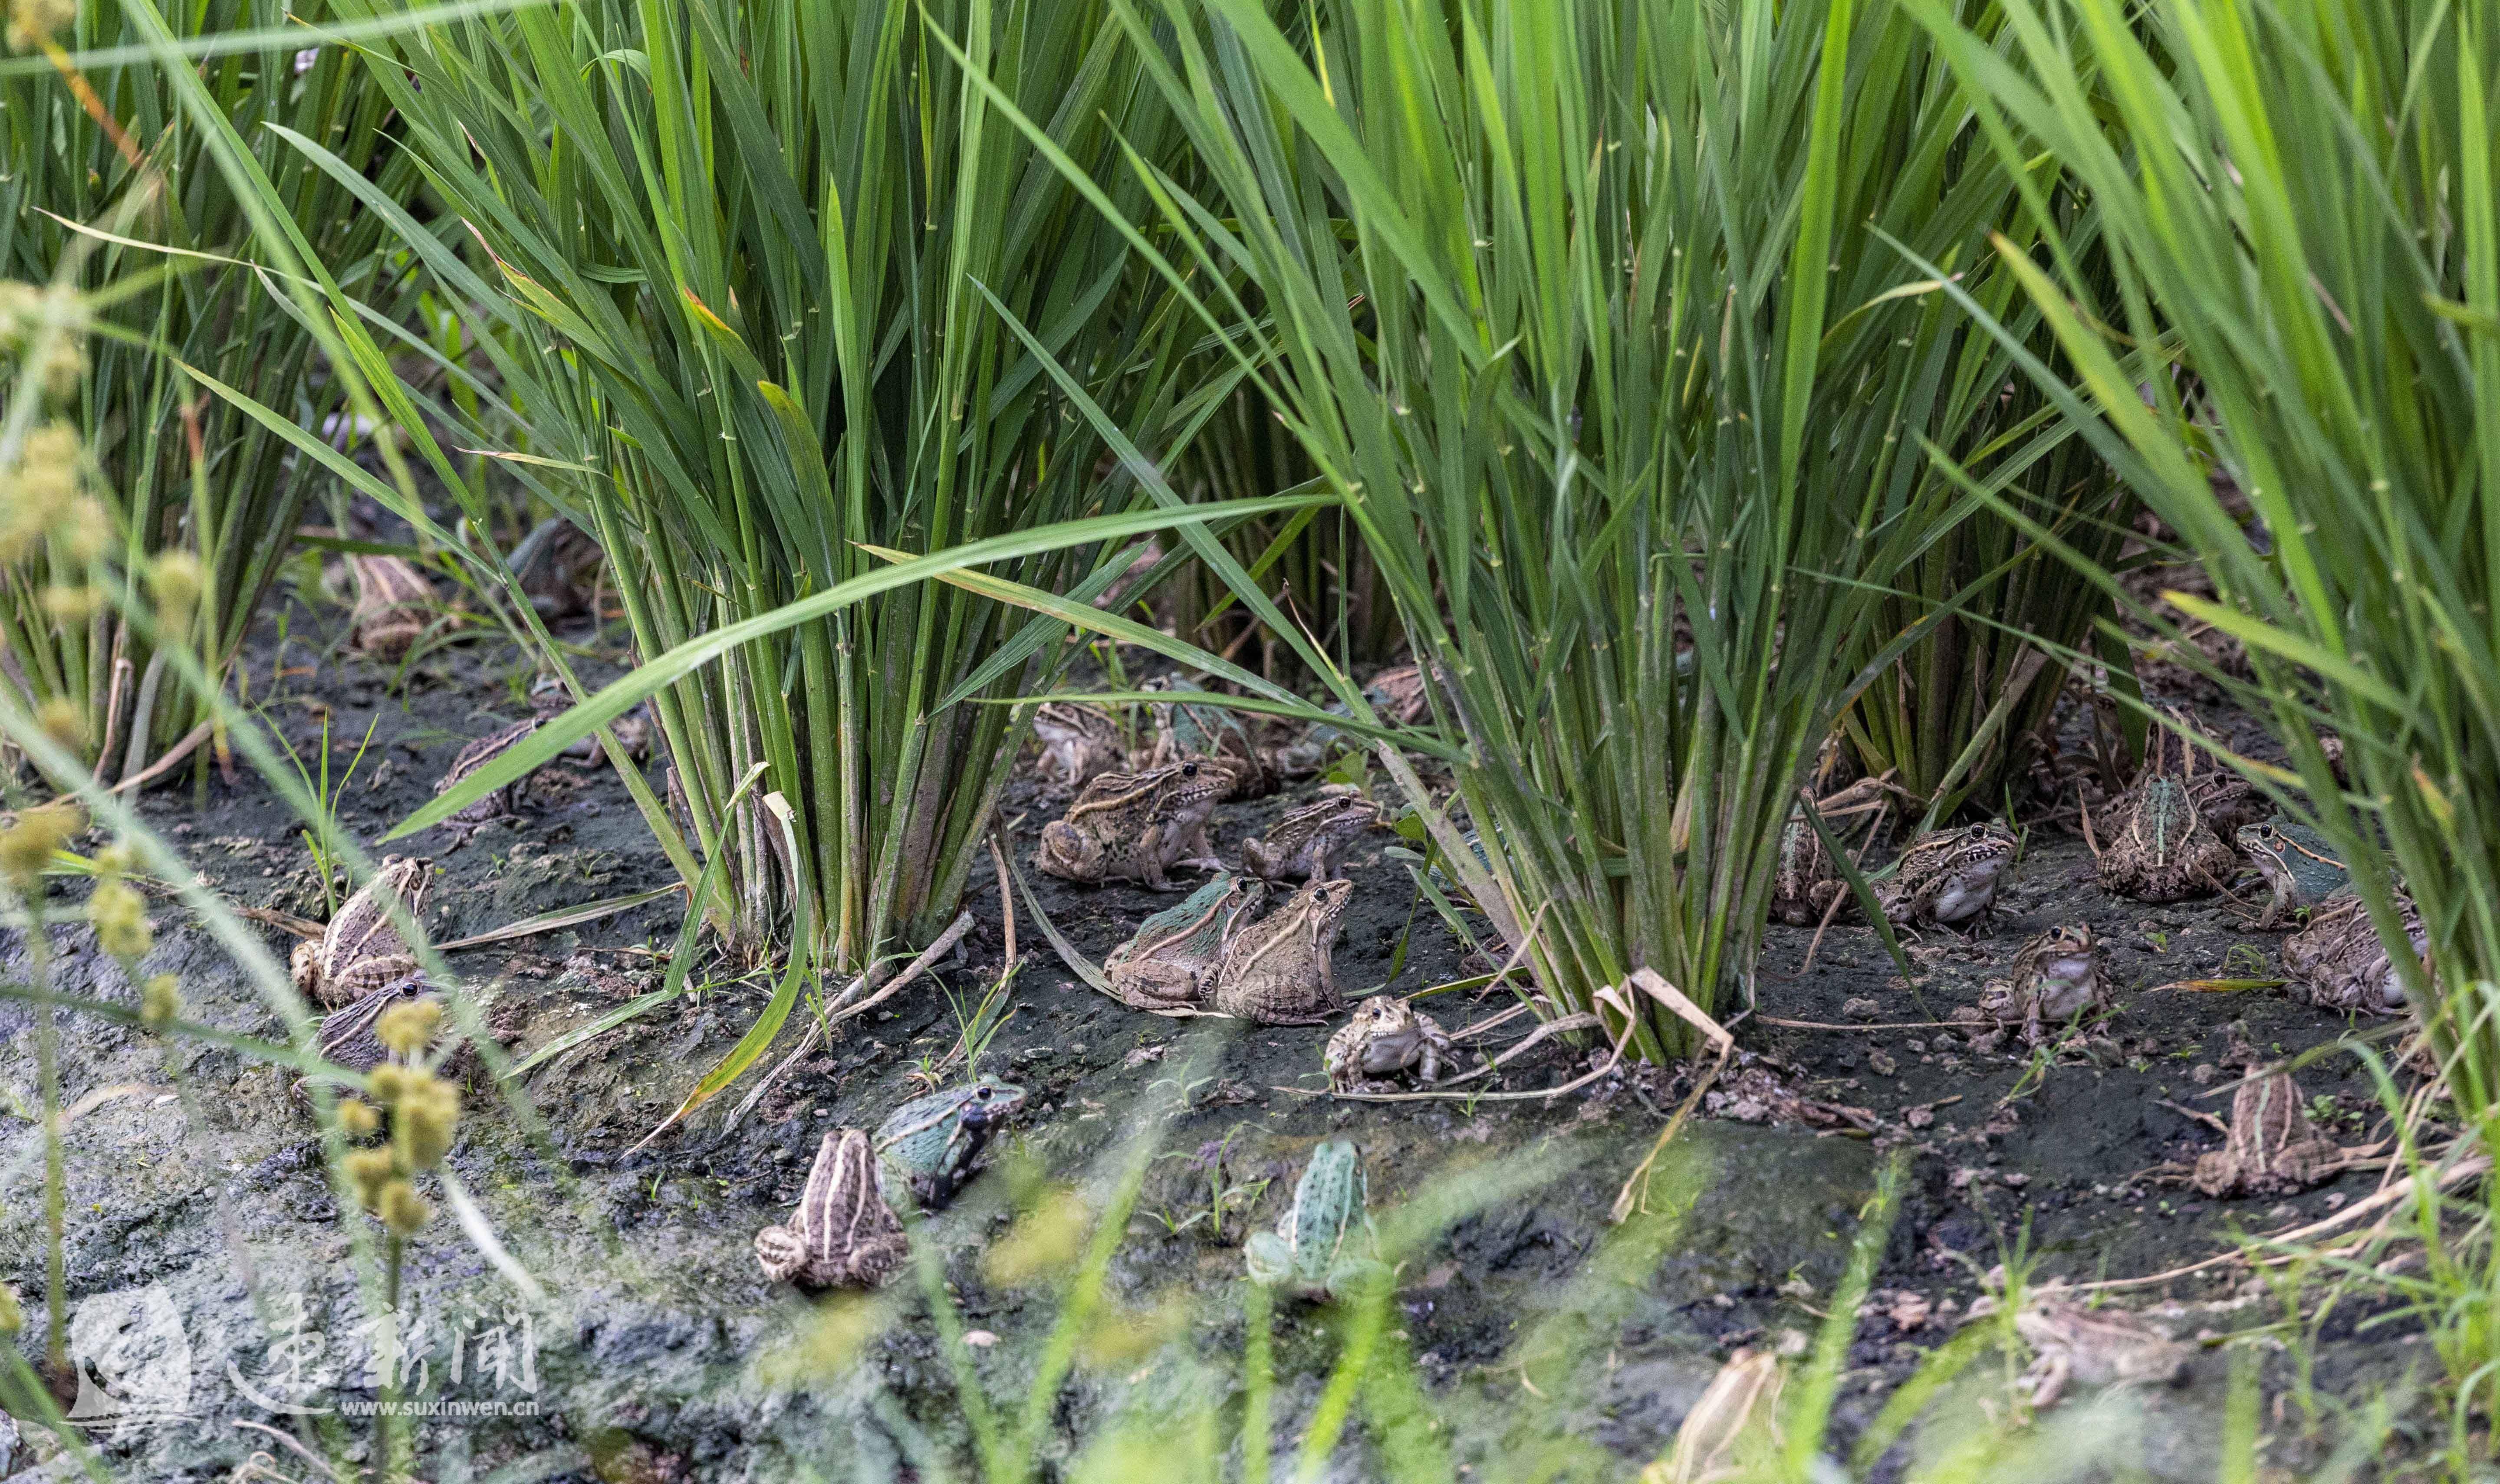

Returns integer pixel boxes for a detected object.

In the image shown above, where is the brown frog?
[1212,877,1354,1024]
[1036,761,1227,890]
[1143,676,1275,800]
[314,974,434,1075]
[1322,996,1453,1093]
[1102,873,1265,1011]
[2282,889,2426,1016]
[1967,924,2108,1046]
[1768,805,1846,926]
[2192,1062,2346,1198]
[1361,664,1431,726]
[507,516,609,622]
[1241,795,1381,882]
[434,717,543,850]
[1031,701,1126,790]
[292,857,430,1008]
[1872,823,2016,930]
[2013,1297,2192,1408]
[2095,774,2238,901]
[347,555,437,660]
[753,1127,909,1290]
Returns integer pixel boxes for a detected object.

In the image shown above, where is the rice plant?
[0,1,421,783]
[1007,0,2079,1055]
[1898,0,2500,1112]
[316,0,1250,970]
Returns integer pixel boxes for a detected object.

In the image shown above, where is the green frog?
[1036,761,1227,889]
[1103,873,1266,1011]
[1273,663,1434,775]
[1241,795,1381,882]
[872,1079,1028,1211]
[1243,1140,1385,1301]
[1873,823,2016,930]
[2282,889,2424,1016]
[1322,996,1453,1093]
[2234,820,2349,928]
[755,1127,909,1289]
[1212,877,1354,1024]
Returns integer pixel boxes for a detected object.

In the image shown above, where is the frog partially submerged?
[2282,889,2425,1016]
[1241,795,1380,882]
[2234,820,2349,929]
[1103,873,1265,1011]
[754,1128,909,1290]
[871,1079,1028,1212]
[1872,823,2016,931]
[292,857,430,1008]
[1323,996,1453,1093]
[1031,701,1127,790]
[2013,1296,2192,1408]
[1244,1141,1385,1302]
[1212,877,1354,1025]
[2192,1061,2347,1198]
[1965,924,2109,1047]
[1036,761,1227,890]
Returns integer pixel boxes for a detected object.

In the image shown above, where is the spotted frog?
[2282,889,2425,1016]
[347,555,437,660]
[872,1079,1027,1211]
[292,857,429,1008]
[1322,997,1453,1093]
[2235,820,2349,929]
[1873,823,2016,930]
[1769,806,1846,926]
[1242,795,1380,882]
[1212,877,1353,1025]
[1032,701,1127,790]
[2095,774,2238,902]
[1103,873,1265,1011]
[755,1128,909,1289]
[1244,1140,1384,1301]
[1967,924,2108,1046]
[1036,761,1227,890]
[2014,1297,2192,1408]
[2192,1062,2345,1198]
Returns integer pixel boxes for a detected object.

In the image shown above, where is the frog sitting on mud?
[754,1080,1027,1290]
[1212,877,1355,1024]
[1957,925,2109,1048]
[1244,1141,1385,1302]
[1102,873,1265,1011]
[1323,996,1454,1093]
[1036,761,1226,889]
[1872,823,2016,931]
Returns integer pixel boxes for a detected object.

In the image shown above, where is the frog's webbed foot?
[1324,1255,1390,1303]
[1243,1231,1293,1287]
[2019,1352,2070,1410]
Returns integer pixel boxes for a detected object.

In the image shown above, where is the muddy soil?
[0,590,2436,1483]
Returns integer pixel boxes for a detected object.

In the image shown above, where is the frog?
[871,1079,1029,1212]
[1768,805,1847,926]
[1872,823,2016,931]
[2013,1296,2193,1408]
[292,856,430,1008]
[1031,701,1127,790]
[313,974,435,1075]
[434,716,543,851]
[505,515,609,623]
[1322,996,1453,1093]
[2095,774,2239,902]
[2282,888,2425,1016]
[1212,877,1355,1025]
[754,1127,909,1290]
[1243,1140,1385,1302]
[1272,663,1434,776]
[1967,924,2108,1047]
[2192,1061,2346,1198]
[346,554,438,660]
[2234,819,2349,929]
[1036,760,1227,890]
[1143,675,1275,800]
[1102,873,1266,1011]
[1241,795,1381,882]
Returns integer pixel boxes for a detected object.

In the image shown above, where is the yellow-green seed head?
[35,696,84,752]
[375,998,443,1057]
[149,551,202,630]
[40,582,97,624]
[140,973,179,1030]
[0,800,81,885]
[379,1180,432,1237]
[7,0,76,50]
[52,495,109,565]
[396,1081,459,1171]
[89,878,152,961]
[37,333,83,402]
[344,1147,398,1208]
[365,1063,412,1106]
[94,840,139,879]
[337,1098,380,1137]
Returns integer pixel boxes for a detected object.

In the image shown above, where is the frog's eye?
[973,1085,993,1101]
